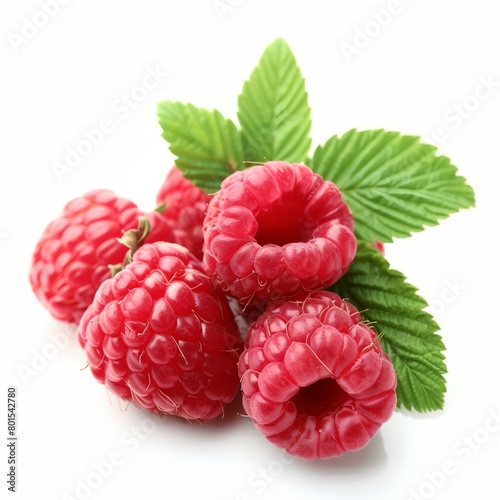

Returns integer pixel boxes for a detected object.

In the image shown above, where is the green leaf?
[157,101,243,193]
[310,129,475,242]
[237,38,312,164]
[330,241,447,412]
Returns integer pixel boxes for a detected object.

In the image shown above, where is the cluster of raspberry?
[29,161,396,460]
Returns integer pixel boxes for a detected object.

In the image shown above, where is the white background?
[1,1,499,499]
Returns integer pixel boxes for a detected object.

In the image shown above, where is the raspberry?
[29,190,173,323]
[77,242,242,421]
[156,166,211,260]
[372,240,385,255]
[203,162,356,304]
[238,291,397,460]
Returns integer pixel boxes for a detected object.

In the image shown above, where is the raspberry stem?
[154,202,168,214]
[110,217,151,277]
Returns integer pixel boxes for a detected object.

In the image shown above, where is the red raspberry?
[372,240,385,255]
[29,190,173,323]
[203,162,356,305]
[156,166,211,260]
[238,291,397,460]
[77,242,242,421]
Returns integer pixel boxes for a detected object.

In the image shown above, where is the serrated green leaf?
[310,129,475,242]
[330,241,447,412]
[237,38,312,164]
[157,101,243,193]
